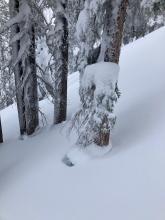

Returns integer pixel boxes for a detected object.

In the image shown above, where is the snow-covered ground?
[0,27,165,220]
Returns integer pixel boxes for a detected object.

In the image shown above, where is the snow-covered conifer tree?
[9,0,39,135]
[45,0,69,124]
[141,0,165,32]
[123,0,165,45]
[123,0,147,44]
[71,0,128,149]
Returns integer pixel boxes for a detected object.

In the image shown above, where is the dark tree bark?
[54,3,68,124]
[104,0,129,64]
[0,117,3,143]
[10,0,26,135]
[23,25,39,135]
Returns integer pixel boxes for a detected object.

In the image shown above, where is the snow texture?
[82,62,119,94]
[0,27,165,220]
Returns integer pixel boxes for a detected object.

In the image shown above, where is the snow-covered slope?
[0,27,165,220]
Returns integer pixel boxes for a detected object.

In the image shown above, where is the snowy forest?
[0,0,165,219]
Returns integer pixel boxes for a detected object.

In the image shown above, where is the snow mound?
[82,62,119,94]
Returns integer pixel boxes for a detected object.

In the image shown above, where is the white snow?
[82,62,119,95]
[65,143,113,166]
[148,15,165,27]
[76,0,103,40]
[65,146,91,165]
[76,6,89,40]
[0,27,165,220]
[36,37,51,70]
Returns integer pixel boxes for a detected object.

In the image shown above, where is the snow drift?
[0,27,165,220]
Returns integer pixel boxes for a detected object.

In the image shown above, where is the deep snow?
[0,27,165,220]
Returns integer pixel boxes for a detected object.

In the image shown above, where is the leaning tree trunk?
[54,3,68,124]
[10,0,26,135]
[96,0,129,146]
[0,117,3,143]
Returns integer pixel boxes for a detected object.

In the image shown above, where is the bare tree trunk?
[0,117,3,143]
[54,3,68,124]
[104,0,129,64]
[96,0,128,146]
[23,25,39,135]
[10,0,26,135]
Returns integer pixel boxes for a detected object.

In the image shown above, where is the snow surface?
[0,27,165,220]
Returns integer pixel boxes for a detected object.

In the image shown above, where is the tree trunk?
[10,0,26,135]
[67,0,85,74]
[104,0,129,64]
[10,0,39,135]
[94,115,110,147]
[96,0,128,146]
[23,25,39,135]
[54,4,68,124]
[0,117,3,143]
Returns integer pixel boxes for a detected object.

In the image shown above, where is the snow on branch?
[0,0,31,34]
[82,62,119,96]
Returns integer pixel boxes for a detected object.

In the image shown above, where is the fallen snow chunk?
[63,143,112,166]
